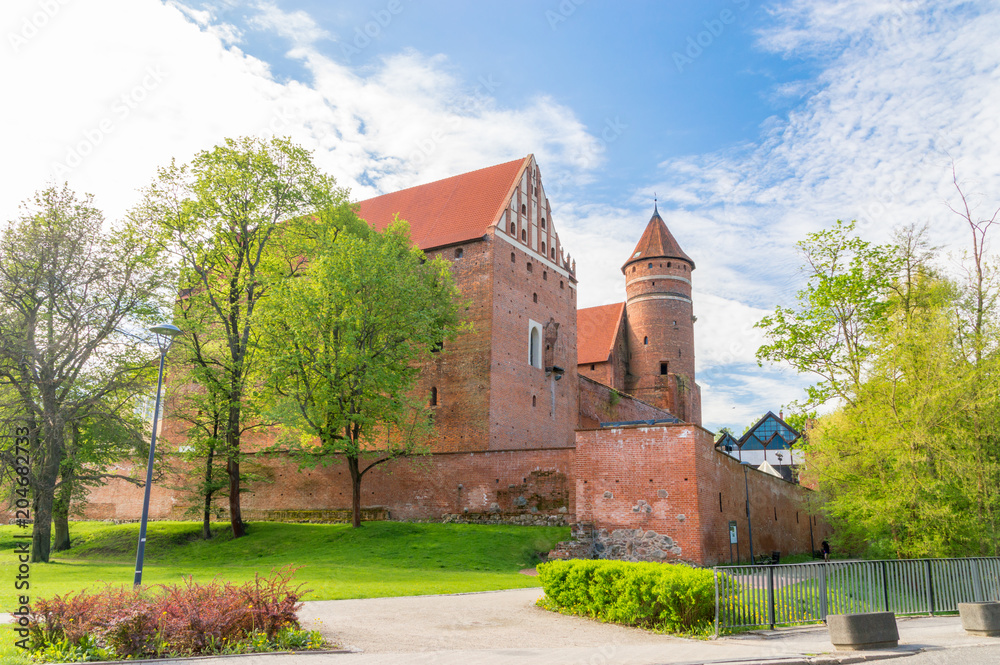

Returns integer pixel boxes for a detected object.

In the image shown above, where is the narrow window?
[543,271,547,281]
[644,336,648,345]
[719,492,723,512]
[529,327,541,368]
[511,252,515,263]
[672,320,677,326]
[527,262,533,273]
[541,217,546,229]
[660,362,668,375]
[648,262,653,269]
[796,512,800,524]
[510,222,516,234]
[533,293,537,303]
[652,282,655,286]
[590,364,595,371]
[521,204,526,215]
[667,261,671,268]
[430,387,438,406]
[541,242,546,254]
[454,247,463,258]
[532,395,537,407]
[521,229,526,241]
[560,280,564,289]
[550,248,555,259]
[678,349,682,358]
[774,507,778,521]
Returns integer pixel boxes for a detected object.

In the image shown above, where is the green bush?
[537,559,714,633]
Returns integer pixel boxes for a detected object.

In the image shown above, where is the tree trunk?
[31,425,64,563]
[348,455,362,528]
[226,402,246,538]
[202,444,215,540]
[52,468,74,551]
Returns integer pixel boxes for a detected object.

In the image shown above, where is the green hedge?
[536,559,714,633]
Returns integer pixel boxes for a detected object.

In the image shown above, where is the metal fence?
[713,557,1000,635]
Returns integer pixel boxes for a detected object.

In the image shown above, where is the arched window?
[521,229,526,242]
[550,248,555,259]
[529,326,541,368]
[510,222,516,234]
[430,387,438,406]
[521,204,526,215]
[532,395,537,407]
[644,336,648,345]
[667,261,671,267]
[454,248,463,258]
[533,293,537,303]
[541,217,546,229]
[511,252,515,263]
[648,262,653,269]
[541,242,546,254]
[542,271,547,281]
[526,262,533,273]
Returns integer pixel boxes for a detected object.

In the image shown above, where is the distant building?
[717,411,805,481]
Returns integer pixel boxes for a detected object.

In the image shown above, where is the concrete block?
[958,602,1000,637]
[826,612,899,651]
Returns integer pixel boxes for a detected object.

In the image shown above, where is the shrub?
[21,567,320,661]
[536,559,714,634]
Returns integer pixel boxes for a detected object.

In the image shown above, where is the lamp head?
[150,323,181,353]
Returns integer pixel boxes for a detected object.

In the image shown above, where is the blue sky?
[2,0,999,432]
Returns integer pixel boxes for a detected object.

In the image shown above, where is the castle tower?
[622,205,701,425]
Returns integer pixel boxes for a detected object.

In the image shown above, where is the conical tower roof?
[622,204,694,272]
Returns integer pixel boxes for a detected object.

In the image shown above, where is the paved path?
[22,587,1000,664]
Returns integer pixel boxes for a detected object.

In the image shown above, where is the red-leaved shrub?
[23,566,308,658]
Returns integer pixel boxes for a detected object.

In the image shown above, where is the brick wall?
[574,423,830,565]
[80,447,576,523]
[577,375,676,429]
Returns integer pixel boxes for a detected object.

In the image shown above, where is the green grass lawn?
[0,520,568,611]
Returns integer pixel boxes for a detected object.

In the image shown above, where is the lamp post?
[742,461,755,563]
[134,323,181,587]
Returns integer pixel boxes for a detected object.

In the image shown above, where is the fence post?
[819,563,828,620]
[768,566,776,630]
[881,560,890,612]
[924,559,934,616]
[714,569,720,638]
[972,559,984,602]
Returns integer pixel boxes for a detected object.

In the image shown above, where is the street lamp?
[742,461,755,563]
[134,323,181,587]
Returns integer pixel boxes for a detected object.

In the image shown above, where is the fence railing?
[713,557,1000,636]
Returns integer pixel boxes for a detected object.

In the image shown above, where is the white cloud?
[249,1,329,48]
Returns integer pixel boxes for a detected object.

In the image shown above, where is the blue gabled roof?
[737,411,801,450]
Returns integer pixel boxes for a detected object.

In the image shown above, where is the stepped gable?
[577,302,625,365]
[622,205,694,271]
[356,156,530,250]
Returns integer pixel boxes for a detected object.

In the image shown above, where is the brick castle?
[83,155,829,565]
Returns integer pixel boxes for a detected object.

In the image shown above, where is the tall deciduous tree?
[0,185,164,562]
[256,218,462,528]
[131,136,351,538]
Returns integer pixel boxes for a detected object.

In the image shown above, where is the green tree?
[256,218,462,527]
[131,136,351,538]
[756,220,901,409]
[0,185,164,562]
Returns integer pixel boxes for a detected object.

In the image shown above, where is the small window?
[511,252,515,263]
[521,204,526,215]
[529,326,541,368]
[774,507,778,521]
[542,271,547,281]
[560,280,564,289]
[667,261,671,267]
[533,293,537,303]
[648,262,652,269]
[550,248,555,259]
[510,222,516,234]
[660,362,668,375]
[454,247,463,258]
[678,349,682,358]
[532,395,537,407]
[541,217,546,229]
[541,242,546,254]
[644,336,648,345]
[672,320,677,326]
[527,262,533,273]
[652,282,655,286]
[719,492,723,512]
[521,229,526,242]
[430,387,438,406]
[590,364,595,370]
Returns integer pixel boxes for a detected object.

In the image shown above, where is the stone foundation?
[442,512,569,527]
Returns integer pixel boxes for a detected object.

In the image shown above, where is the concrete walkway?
[147,587,1000,665]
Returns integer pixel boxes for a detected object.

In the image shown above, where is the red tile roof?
[355,156,530,250]
[577,302,625,365]
[622,207,694,271]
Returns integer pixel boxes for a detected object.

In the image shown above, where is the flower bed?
[18,567,328,662]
